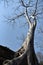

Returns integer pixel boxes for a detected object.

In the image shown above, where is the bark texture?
[1,20,39,65]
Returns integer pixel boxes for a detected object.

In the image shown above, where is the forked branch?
[31,0,38,19]
[24,8,31,27]
[20,0,32,8]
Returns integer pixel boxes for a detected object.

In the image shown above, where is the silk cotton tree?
[2,0,43,65]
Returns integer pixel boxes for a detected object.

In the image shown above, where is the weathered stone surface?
[0,45,15,65]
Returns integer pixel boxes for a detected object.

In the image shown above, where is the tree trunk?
[3,21,39,65]
[3,9,39,65]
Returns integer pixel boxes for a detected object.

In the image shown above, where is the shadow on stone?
[0,45,15,65]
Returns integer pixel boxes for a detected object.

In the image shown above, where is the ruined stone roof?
[0,45,15,65]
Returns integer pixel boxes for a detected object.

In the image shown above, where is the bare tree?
[0,0,43,65]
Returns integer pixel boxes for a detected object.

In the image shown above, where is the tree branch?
[20,0,32,8]
[31,0,38,18]
[24,8,31,27]
[5,12,25,22]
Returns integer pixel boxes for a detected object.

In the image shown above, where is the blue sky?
[0,0,43,53]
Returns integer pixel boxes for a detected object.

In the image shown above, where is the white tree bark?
[3,13,39,65]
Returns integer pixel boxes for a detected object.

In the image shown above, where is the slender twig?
[21,0,32,8]
[5,12,25,22]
